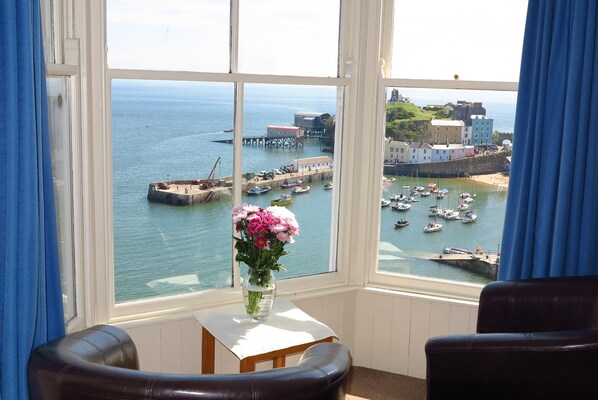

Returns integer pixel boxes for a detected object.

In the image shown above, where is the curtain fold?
[500,0,598,280]
[1,0,66,398]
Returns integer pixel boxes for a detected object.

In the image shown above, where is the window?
[105,0,345,311]
[375,0,526,298]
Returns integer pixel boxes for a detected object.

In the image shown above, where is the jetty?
[428,252,499,280]
[147,167,333,206]
[213,136,304,148]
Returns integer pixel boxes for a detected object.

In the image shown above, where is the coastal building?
[289,156,333,173]
[470,115,494,146]
[293,112,331,136]
[431,144,474,162]
[453,101,486,124]
[463,126,473,145]
[427,119,465,144]
[409,142,433,163]
[384,139,409,164]
[266,125,302,138]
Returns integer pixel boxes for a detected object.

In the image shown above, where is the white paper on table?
[194,298,337,360]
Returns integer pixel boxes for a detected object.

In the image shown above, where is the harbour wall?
[147,168,333,206]
[384,153,509,178]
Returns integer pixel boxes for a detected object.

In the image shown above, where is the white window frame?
[75,0,359,324]
[364,0,519,302]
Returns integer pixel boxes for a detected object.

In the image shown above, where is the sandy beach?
[470,173,509,189]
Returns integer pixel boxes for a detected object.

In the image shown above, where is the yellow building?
[427,120,465,144]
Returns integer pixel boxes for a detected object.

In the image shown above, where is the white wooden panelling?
[122,289,478,379]
[408,299,431,378]
[161,321,182,373]
[181,319,201,373]
[371,294,393,371]
[429,302,451,338]
[352,290,375,368]
[137,324,162,373]
[389,297,412,375]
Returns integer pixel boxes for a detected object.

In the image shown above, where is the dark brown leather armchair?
[28,324,351,400]
[425,276,598,400]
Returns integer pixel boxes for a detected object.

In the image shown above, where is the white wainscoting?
[121,288,478,379]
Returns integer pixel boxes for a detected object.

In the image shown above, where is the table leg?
[201,327,215,374]
[240,357,256,373]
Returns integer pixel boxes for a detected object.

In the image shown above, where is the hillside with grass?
[386,101,449,141]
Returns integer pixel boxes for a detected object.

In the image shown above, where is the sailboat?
[461,181,478,223]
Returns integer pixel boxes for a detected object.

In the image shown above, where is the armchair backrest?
[28,324,351,400]
[477,275,598,333]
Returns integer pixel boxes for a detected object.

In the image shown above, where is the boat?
[292,185,310,194]
[389,194,401,201]
[424,222,443,232]
[324,182,333,190]
[381,198,391,207]
[392,202,411,211]
[457,203,469,211]
[443,210,461,220]
[247,185,272,195]
[395,219,410,228]
[270,194,293,206]
[443,246,473,255]
[405,196,419,203]
[280,179,302,189]
[461,211,478,224]
[428,205,440,216]
[420,191,431,197]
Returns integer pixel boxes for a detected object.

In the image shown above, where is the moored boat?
[424,222,443,232]
[247,185,272,195]
[324,182,333,190]
[443,246,472,255]
[292,185,310,194]
[392,202,411,211]
[271,193,293,206]
[280,179,302,189]
[395,219,410,228]
[461,211,478,223]
[381,198,391,207]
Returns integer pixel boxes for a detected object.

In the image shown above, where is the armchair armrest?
[425,329,598,400]
[477,276,598,333]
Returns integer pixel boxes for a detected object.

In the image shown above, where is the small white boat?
[381,199,391,207]
[414,186,425,192]
[462,197,474,204]
[292,185,310,194]
[405,196,419,203]
[392,202,411,211]
[461,211,478,224]
[444,210,461,220]
[420,191,431,197]
[323,182,333,190]
[424,222,443,232]
[389,194,401,201]
[457,203,469,211]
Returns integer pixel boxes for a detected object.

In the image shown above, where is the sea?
[111,80,515,302]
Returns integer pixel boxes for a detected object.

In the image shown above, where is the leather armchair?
[425,276,598,400]
[28,324,351,400]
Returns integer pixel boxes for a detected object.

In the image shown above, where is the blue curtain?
[500,0,598,280]
[0,0,66,398]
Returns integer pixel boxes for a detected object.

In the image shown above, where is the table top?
[193,298,337,360]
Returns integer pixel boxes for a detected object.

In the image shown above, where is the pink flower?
[276,232,291,243]
[254,235,270,249]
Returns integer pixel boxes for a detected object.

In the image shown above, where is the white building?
[409,142,433,163]
[431,144,474,162]
[290,156,333,173]
[384,139,409,164]
[266,125,302,138]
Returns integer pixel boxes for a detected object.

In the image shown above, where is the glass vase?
[243,267,276,322]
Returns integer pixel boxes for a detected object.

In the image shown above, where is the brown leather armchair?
[28,324,351,400]
[425,276,598,400]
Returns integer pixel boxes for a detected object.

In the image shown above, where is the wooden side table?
[194,299,337,374]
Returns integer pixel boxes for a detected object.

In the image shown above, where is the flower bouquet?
[232,204,299,321]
